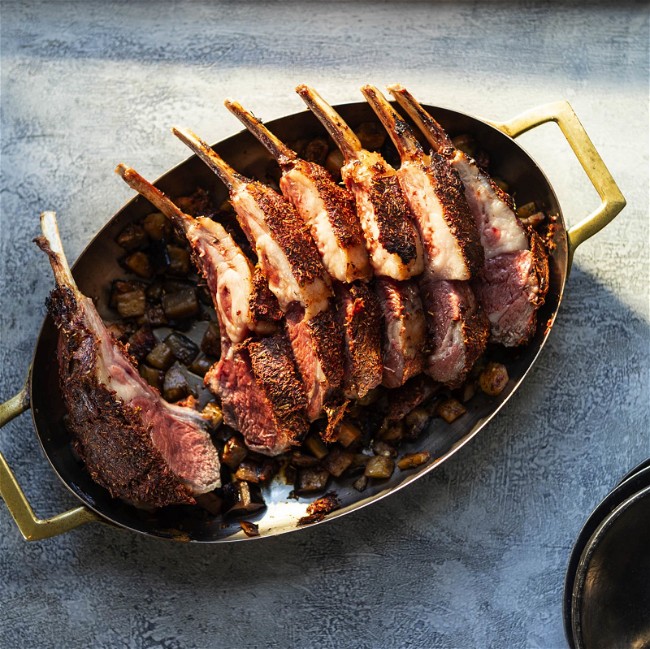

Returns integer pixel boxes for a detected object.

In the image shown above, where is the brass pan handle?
[491,100,626,259]
[0,372,99,541]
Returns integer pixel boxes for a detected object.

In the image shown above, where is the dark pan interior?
[30,103,568,542]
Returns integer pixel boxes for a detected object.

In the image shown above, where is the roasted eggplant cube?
[235,459,275,484]
[115,288,146,319]
[222,435,248,469]
[123,251,153,279]
[142,211,171,241]
[222,481,265,515]
[200,321,221,357]
[188,354,213,377]
[164,332,199,365]
[145,342,175,371]
[397,451,431,471]
[436,398,467,424]
[166,245,191,276]
[295,467,330,494]
[322,447,354,478]
[162,288,199,321]
[336,421,362,448]
[404,407,429,440]
[364,456,395,480]
[201,402,223,430]
[116,223,148,251]
[304,433,328,460]
[139,364,164,391]
[289,452,320,469]
[163,363,190,402]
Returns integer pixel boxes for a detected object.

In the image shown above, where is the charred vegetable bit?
[123,251,153,278]
[372,440,397,458]
[221,435,248,469]
[222,481,265,515]
[322,447,354,478]
[336,421,363,448]
[377,420,404,444]
[296,467,330,494]
[200,321,221,357]
[164,332,199,365]
[162,288,199,320]
[479,362,509,396]
[115,288,147,318]
[139,364,164,391]
[163,363,190,402]
[146,342,175,370]
[397,451,431,470]
[404,407,429,440]
[353,475,368,492]
[143,211,171,240]
[235,458,276,484]
[240,520,260,537]
[127,325,156,361]
[166,245,191,276]
[304,433,328,460]
[116,223,148,251]
[364,455,395,480]
[188,354,213,377]
[436,398,467,424]
[196,492,223,515]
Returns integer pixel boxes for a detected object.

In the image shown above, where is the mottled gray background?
[1,2,648,648]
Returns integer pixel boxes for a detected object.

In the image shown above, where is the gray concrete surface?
[1,2,648,647]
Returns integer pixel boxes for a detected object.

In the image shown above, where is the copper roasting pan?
[0,100,625,542]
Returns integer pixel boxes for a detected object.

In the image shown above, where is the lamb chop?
[172,126,332,319]
[115,166,309,453]
[224,100,372,283]
[388,85,549,347]
[360,85,483,281]
[296,85,424,281]
[375,277,426,388]
[116,164,281,344]
[173,128,344,420]
[333,281,383,399]
[34,211,221,508]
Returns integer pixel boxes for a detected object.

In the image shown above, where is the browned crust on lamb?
[367,173,420,265]
[428,154,484,277]
[295,159,365,250]
[529,230,550,306]
[244,334,309,442]
[456,285,490,389]
[249,263,283,323]
[306,308,345,389]
[335,281,384,399]
[248,183,326,288]
[49,286,194,508]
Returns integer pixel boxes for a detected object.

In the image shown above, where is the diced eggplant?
[164,332,199,365]
[142,211,171,241]
[139,364,164,391]
[353,475,368,492]
[201,321,221,357]
[461,381,477,403]
[167,245,191,276]
[222,481,265,515]
[240,520,260,537]
[110,279,143,308]
[145,280,164,302]
[519,211,546,229]
[364,456,395,480]
[372,440,397,458]
[162,288,199,321]
[377,420,404,444]
[106,321,132,342]
[148,239,171,274]
[289,452,320,469]
[404,407,429,440]
[516,201,538,219]
[235,459,275,484]
[123,251,153,279]
[436,398,467,423]
[163,363,190,402]
[188,354,213,377]
[116,223,148,251]
[321,447,354,478]
[295,467,330,494]
[145,342,175,370]
[479,362,509,396]
[304,433,328,460]
[302,137,329,165]
[201,402,223,430]
[115,288,146,319]
[336,421,362,448]
[196,284,213,306]
[284,464,297,486]
[222,435,248,469]
[145,304,168,327]
[127,326,156,361]
[397,451,431,471]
